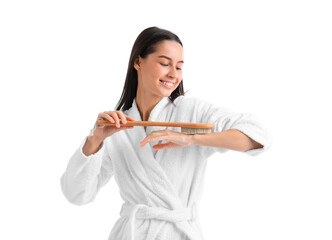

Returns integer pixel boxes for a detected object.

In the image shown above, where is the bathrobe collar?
[130,96,170,122]
[125,96,172,160]
[123,97,183,209]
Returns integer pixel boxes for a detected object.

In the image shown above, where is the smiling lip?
[160,80,175,84]
[159,80,175,89]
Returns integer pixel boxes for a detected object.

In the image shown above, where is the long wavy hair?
[115,26,186,111]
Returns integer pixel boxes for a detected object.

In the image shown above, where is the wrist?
[188,134,199,146]
[87,135,104,146]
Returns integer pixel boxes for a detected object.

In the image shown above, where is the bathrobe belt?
[120,202,197,240]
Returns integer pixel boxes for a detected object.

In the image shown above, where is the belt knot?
[120,202,197,240]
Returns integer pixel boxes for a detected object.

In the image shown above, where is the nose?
[167,65,180,79]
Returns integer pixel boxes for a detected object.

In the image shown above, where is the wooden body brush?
[96,119,214,134]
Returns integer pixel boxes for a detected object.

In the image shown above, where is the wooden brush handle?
[97,119,214,129]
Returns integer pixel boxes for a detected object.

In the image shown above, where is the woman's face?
[135,40,184,98]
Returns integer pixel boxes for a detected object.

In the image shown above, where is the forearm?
[190,129,263,152]
[83,136,104,156]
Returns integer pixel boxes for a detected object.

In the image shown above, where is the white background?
[1,0,331,239]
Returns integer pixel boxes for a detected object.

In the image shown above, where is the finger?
[125,115,135,121]
[116,111,128,124]
[140,130,170,145]
[103,111,135,122]
[153,142,179,150]
[152,143,166,150]
[109,112,121,128]
[140,135,168,147]
[140,132,160,145]
[95,117,105,128]
[98,112,115,124]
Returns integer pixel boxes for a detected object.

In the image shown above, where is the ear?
[134,56,142,70]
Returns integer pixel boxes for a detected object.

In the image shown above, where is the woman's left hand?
[140,129,193,150]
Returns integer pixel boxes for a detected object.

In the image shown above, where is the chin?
[160,92,172,98]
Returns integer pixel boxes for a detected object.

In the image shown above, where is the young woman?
[61,26,272,240]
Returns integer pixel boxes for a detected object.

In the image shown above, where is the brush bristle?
[181,128,212,134]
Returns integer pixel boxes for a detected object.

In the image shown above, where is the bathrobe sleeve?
[60,136,114,205]
[195,98,272,159]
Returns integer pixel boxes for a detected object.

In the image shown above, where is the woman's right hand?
[91,111,135,141]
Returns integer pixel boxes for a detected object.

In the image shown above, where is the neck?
[136,91,163,121]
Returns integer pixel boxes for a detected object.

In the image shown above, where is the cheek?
[151,66,165,79]
[142,70,162,87]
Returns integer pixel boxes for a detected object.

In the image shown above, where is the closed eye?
[160,63,182,70]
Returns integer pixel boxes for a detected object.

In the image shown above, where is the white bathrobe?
[60,95,272,240]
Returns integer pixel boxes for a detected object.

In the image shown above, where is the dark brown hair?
[115,26,186,111]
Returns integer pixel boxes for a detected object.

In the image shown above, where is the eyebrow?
[158,55,184,64]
